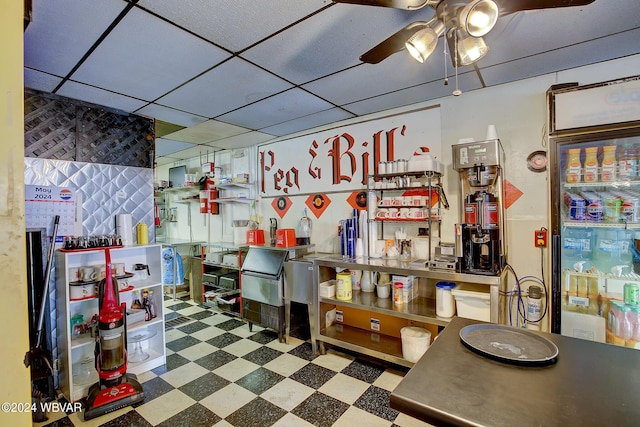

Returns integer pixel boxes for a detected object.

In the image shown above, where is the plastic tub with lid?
[451,283,491,321]
[400,326,432,363]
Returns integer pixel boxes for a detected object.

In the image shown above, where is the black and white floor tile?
[34,298,433,427]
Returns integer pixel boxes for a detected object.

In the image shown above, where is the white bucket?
[233,226,249,245]
[400,326,431,363]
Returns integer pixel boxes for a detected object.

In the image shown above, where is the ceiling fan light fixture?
[457,33,489,65]
[460,0,498,37]
[405,21,445,63]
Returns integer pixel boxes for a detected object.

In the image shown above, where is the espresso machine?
[452,139,506,275]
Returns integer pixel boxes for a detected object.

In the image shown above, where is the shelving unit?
[367,171,446,260]
[55,244,166,403]
[199,242,247,316]
[313,256,506,367]
[213,182,254,205]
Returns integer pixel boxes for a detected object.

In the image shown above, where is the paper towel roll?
[115,214,133,246]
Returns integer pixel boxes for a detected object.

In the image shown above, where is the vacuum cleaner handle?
[35,215,60,349]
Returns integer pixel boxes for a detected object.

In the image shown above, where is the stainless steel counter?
[313,255,506,324]
[391,317,640,426]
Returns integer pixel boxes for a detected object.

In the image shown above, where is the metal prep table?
[391,316,640,426]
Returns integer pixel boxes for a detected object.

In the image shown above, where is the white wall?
[156,54,640,327]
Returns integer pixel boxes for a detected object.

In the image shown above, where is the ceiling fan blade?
[498,0,595,15]
[332,0,436,10]
[360,22,431,63]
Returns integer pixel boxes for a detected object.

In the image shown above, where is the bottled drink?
[565,148,582,183]
[583,147,599,182]
[601,145,617,182]
[618,143,638,181]
[560,226,593,271]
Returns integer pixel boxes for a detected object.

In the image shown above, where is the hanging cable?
[452,30,462,96]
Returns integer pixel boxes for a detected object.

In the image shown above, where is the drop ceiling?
[23,0,640,167]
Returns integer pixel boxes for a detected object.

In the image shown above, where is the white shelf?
[55,244,166,403]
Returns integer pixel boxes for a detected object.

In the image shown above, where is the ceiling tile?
[156,156,179,167]
[155,138,196,156]
[344,71,481,116]
[217,88,336,130]
[24,69,63,93]
[302,50,447,106]
[241,4,430,84]
[163,120,252,144]
[156,57,293,118]
[481,0,640,68]
[261,107,356,137]
[56,80,148,112]
[71,6,231,101]
[166,145,222,162]
[203,131,275,150]
[137,0,331,52]
[135,104,208,128]
[24,0,126,76]
[480,29,640,87]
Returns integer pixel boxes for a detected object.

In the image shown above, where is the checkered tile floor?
[34,297,433,427]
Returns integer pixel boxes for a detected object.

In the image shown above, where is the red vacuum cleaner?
[84,249,145,420]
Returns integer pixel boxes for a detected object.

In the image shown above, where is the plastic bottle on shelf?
[601,145,617,182]
[583,147,599,183]
[560,227,593,271]
[142,289,151,321]
[565,148,582,183]
[618,143,638,181]
[148,290,157,318]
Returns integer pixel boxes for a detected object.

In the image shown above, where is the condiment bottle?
[601,145,617,182]
[131,291,142,309]
[566,148,582,183]
[583,147,599,182]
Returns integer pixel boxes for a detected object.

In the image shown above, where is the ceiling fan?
[334,0,596,66]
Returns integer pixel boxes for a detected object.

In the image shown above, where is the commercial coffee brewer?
[452,139,506,275]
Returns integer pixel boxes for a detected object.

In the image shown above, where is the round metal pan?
[460,324,559,367]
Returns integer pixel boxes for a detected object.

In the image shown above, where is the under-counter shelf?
[320,293,449,326]
[313,256,507,364]
[320,324,409,367]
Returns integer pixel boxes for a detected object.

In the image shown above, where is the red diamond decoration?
[503,179,523,209]
[271,196,292,219]
[305,194,331,218]
[346,191,368,211]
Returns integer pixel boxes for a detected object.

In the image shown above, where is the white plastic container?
[400,326,431,363]
[319,280,337,298]
[435,281,456,318]
[451,283,491,321]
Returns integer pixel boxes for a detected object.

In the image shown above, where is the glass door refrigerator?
[548,76,640,350]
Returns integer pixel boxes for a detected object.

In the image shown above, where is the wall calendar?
[25,185,79,240]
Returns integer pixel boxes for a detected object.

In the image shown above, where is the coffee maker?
[452,139,506,275]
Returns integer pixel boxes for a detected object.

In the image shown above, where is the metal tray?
[459,324,559,366]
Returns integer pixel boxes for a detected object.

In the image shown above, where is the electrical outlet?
[535,229,547,247]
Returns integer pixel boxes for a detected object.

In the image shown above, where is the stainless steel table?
[391,317,640,427]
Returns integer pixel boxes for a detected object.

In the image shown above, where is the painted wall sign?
[258,107,441,197]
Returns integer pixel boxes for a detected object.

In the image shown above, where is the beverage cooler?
[548,76,640,349]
